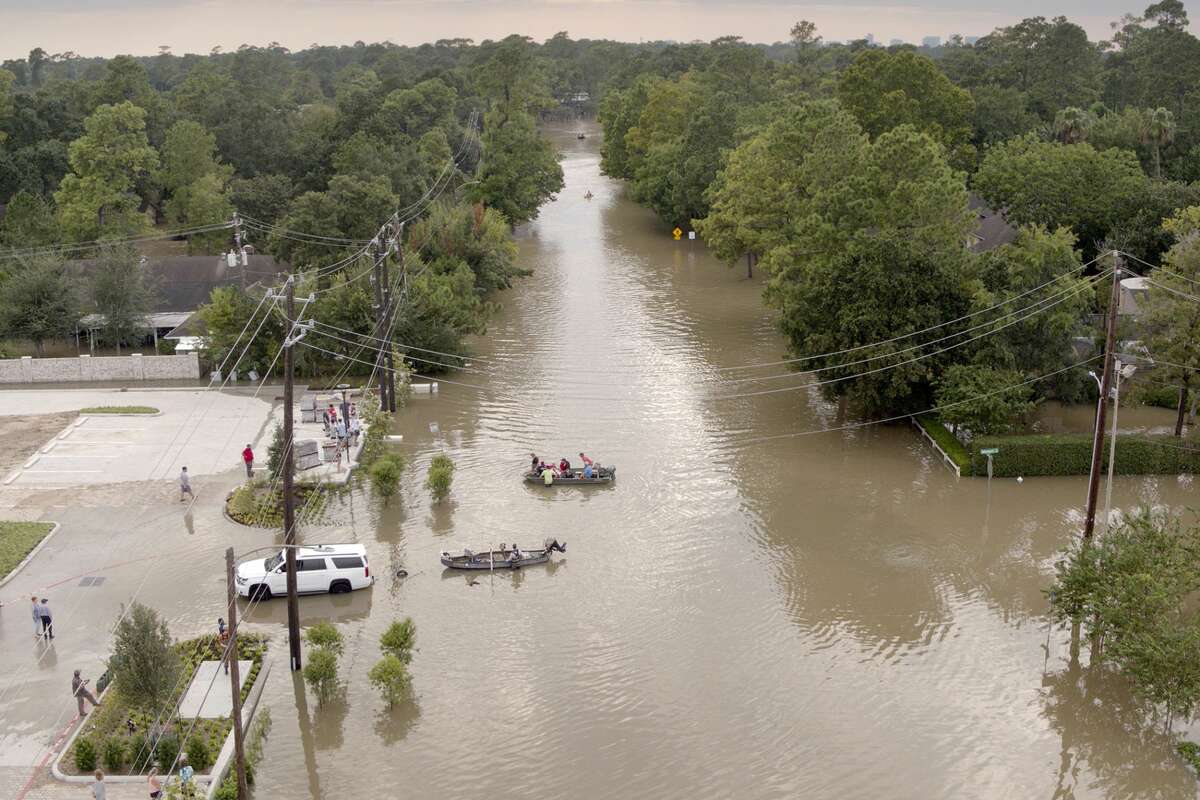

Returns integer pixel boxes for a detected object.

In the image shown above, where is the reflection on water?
[247,125,1200,799]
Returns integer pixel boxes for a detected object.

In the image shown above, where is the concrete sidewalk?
[0,389,274,486]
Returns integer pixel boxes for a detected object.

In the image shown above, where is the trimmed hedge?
[916,417,972,473]
[968,434,1200,477]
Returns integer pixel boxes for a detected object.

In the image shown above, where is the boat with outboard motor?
[440,539,567,570]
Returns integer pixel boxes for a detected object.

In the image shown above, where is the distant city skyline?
[0,0,1193,60]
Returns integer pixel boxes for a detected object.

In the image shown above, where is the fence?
[0,353,199,384]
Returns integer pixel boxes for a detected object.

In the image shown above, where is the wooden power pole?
[1083,254,1123,540]
[283,277,302,670]
[370,243,390,413]
[381,250,397,413]
[224,548,250,800]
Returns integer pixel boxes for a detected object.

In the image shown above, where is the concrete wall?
[0,353,200,383]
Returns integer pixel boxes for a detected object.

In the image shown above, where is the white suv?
[235,544,373,600]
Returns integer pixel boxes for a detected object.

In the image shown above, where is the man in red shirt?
[578,452,594,467]
[242,444,254,478]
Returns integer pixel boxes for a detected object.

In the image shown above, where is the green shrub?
[916,417,972,474]
[109,602,182,712]
[302,647,339,705]
[127,732,150,772]
[101,736,125,771]
[227,484,257,520]
[153,731,180,770]
[369,454,404,501]
[380,618,417,664]
[185,735,212,771]
[304,621,343,655]
[368,654,412,707]
[425,453,454,502]
[969,433,1200,477]
[74,736,97,772]
[1179,741,1200,772]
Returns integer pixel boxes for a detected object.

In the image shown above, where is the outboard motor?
[543,537,567,554]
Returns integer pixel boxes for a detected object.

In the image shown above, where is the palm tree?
[1053,106,1094,144]
[1140,107,1176,179]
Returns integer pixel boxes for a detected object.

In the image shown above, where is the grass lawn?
[0,521,55,580]
[80,406,159,414]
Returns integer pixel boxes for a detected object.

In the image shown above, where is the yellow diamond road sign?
[672,227,683,240]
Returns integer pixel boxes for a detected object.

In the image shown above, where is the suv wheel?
[251,584,272,601]
[329,580,351,594]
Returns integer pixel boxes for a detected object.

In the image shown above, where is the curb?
[205,658,272,799]
[79,410,164,417]
[0,521,61,590]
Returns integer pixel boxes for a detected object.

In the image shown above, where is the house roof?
[67,254,288,313]
[967,193,1019,253]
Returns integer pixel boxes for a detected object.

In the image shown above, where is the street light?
[336,383,351,428]
[1102,360,1138,534]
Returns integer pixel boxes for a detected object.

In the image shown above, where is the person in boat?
[583,462,594,479]
[579,452,594,468]
[530,453,540,475]
[508,544,522,564]
[541,465,555,485]
[559,457,571,476]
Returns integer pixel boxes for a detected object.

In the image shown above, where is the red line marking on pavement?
[2,552,165,606]
[13,712,79,800]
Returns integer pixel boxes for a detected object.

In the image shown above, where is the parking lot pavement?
[0,389,275,486]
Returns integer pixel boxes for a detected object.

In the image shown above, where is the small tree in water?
[425,453,454,503]
[368,654,411,708]
[380,618,417,664]
[109,602,181,712]
[302,622,343,705]
[1049,510,1200,722]
[369,454,404,502]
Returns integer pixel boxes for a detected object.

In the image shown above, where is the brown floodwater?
[247,125,1200,799]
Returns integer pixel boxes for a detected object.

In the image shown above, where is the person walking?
[178,754,195,798]
[179,467,194,502]
[241,444,254,478]
[37,597,53,639]
[31,596,41,638]
[349,416,361,447]
[147,767,163,799]
[73,669,102,715]
[91,769,107,800]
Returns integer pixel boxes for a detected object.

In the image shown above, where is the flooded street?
[250,126,1200,799]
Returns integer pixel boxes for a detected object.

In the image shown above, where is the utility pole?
[282,277,302,670]
[224,548,250,800]
[233,212,245,290]
[381,240,398,413]
[1083,254,1123,541]
[369,242,390,413]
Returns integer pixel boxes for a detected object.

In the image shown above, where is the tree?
[934,365,1034,435]
[0,68,14,144]
[0,191,61,249]
[1049,511,1200,722]
[1144,207,1200,435]
[425,453,454,502]
[304,621,344,655]
[970,225,1093,400]
[1140,107,1176,179]
[369,454,403,501]
[160,120,230,193]
[969,85,1039,148]
[0,257,78,355]
[228,174,294,227]
[54,102,159,243]
[973,135,1148,255]
[473,111,563,224]
[89,246,157,352]
[1053,106,1094,144]
[108,602,181,712]
[197,286,282,376]
[379,618,417,664]
[302,647,339,706]
[368,655,411,708]
[836,49,975,167]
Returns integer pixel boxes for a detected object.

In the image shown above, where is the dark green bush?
[73,737,97,772]
[969,434,1200,477]
[101,736,125,771]
[153,731,180,770]
[127,732,150,772]
[186,735,212,771]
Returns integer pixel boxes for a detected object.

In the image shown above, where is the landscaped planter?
[52,633,269,788]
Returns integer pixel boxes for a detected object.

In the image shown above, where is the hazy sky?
[0,0,1194,60]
